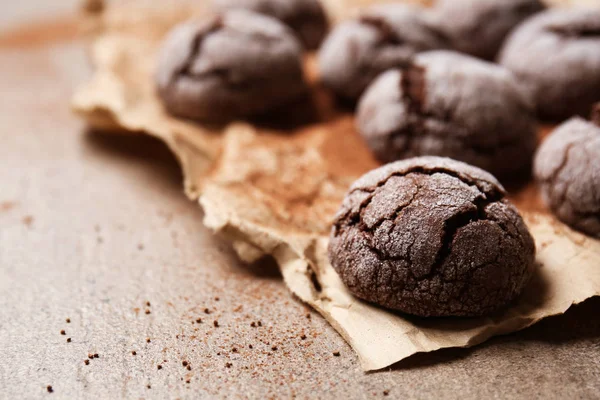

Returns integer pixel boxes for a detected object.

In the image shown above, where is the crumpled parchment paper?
[72,0,600,371]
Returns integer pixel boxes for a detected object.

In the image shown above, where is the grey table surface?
[0,1,599,399]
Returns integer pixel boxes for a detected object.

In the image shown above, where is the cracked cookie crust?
[427,0,545,61]
[317,4,449,101]
[213,0,329,50]
[328,157,536,317]
[356,51,537,181]
[534,116,600,238]
[498,8,600,121]
[155,10,307,122]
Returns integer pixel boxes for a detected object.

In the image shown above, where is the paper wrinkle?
[73,0,600,371]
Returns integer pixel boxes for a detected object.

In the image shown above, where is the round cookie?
[212,0,329,50]
[498,8,600,121]
[534,116,600,237]
[328,156,536,317]
[356,51,537,181]
[318,3,448,101]
[427,0,545,60]
[155,11,307,122]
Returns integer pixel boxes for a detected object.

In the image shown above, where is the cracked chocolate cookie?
[356,51,537,181]
[534,114,600,238]
[212,0,329,50]
[427,0,545,60]
[328,156,536,317]
[155,10,307,122]
[499,8,600,121]
[318,3,448,101]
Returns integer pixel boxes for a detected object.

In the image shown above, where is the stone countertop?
[0,3,598,399]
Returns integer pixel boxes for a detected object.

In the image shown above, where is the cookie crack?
[425,190,502,281]
[336,166,504,242]
[547,24,600,38]
[359,15,403,46]
[173,17,224,86]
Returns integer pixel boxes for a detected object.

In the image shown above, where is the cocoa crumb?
[204,308,211,314]
[300,334,307,340]
[88,354,94,359]
[214,297,220,301]
[157,365,162,370]
[333,351,340,357]
[132,351,137,356]
[94,354,99,358]
[82,0,104,14]
[271,346,278,351]
[84,360,89,365]
[186,379,190,384]
[146,301,151,307]
[250,322,256,327]
[147,385,151,389]
[60,330,65,335]
[182,361,188,367]
[67,338,71,343]
[187,365,191,371]
[66,318,70,323]
[383,390,390,396]
[257,321,262,327]
[225,362,232,368]
[248,344,253,349]
[213,320,219,327]
[232,347,238,353]
[306,313,311,319]
[22,215,34,227]
[196,318,202,324]
[217,352,221,356]
[47,385,53,393]
[146,338,151,343]
[145,310,151,315]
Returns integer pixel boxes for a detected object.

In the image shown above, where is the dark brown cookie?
[499,8,600,121]
[318,4,448,101]
[534,117,600,238]
[212,0,329,50]
[155,11,307,122]
[356,51,537,181]
[328,156,536,317]
[427,0,545,60]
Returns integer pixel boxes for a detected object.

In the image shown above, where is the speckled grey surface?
[0,3,599,399]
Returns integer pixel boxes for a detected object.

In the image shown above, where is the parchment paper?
[72,0,600,371]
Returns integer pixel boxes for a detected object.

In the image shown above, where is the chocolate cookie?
[328,156,536,317]
[212,0,329,50]
[427,0,545,60]
[534,115,600,237]
[318,4,448,101]
[356,51,537,180]
[155,11,307,122]
[498,8,600,121]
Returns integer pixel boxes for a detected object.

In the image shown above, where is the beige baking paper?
[72,0,600,371]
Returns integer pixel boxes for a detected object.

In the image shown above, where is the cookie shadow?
[250,83,349,131]
[83,128,183,191]
[385,264,600,371]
